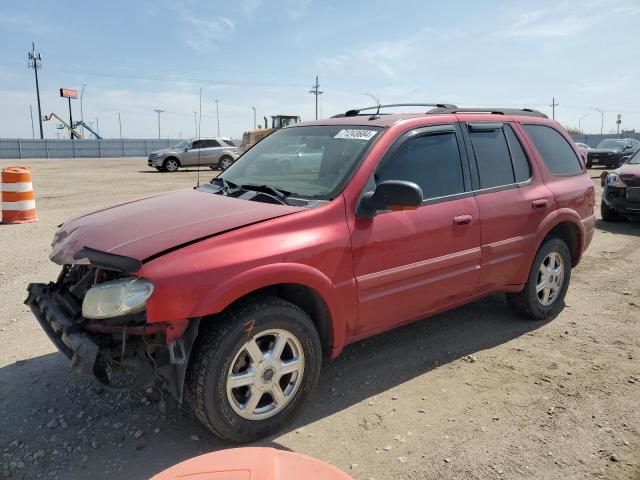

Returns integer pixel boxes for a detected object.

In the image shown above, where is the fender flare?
[190,262,346,351]
[531,208,585,267]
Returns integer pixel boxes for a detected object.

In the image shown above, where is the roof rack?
[427,107,548,118]
[332,103,458,118]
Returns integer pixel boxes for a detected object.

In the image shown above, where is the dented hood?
[50,188,303,265]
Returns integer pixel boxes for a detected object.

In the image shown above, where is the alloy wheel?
[226,329,305,420]
[536,251,565,306]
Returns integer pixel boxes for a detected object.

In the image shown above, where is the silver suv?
[148,138,240,172]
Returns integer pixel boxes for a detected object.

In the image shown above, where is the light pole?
[215,100,220,136]
[153,109,164,139]
[116,112,122,139]
[591,107,604,134]
[578,113,590,133]
[95,118,100,137]
[252,106,256,129]
[364,93,380,105]
[80,83,87,137]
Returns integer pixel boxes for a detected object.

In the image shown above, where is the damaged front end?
[25,260,198,400]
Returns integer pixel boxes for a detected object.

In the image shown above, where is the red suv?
[26,104,595,442]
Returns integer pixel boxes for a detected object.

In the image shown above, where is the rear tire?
[219,156,233,170]
[186,296,322,442]
[506,236,571,320]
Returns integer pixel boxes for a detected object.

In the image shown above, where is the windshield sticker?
[334,129,378,141]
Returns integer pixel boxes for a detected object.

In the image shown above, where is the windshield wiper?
[240,184,292,205]
[210,177,237,194]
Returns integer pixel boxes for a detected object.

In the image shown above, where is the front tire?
[186,296,322,442]
[601,201,623,222]
[506,236,571,320]
[163,157,180,172]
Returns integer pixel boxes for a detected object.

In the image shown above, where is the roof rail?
[427,107,548,118]
[333,103,458,118]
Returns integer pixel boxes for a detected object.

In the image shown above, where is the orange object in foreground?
[152,447,353,480]
[1,166,37,224]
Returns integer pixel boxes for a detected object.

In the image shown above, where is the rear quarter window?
[522,124,582,175]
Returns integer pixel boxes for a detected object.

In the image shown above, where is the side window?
[376,131,465,200]
[191,140,203,149]
[522,124,582,175]
[504,125,532,182]
[207,140,221,148]
[468,126,514,189]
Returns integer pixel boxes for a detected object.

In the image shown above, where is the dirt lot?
[0,158,638,480]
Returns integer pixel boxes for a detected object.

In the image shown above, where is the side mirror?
[357,180,423,217]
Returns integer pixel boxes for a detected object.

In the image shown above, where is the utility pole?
[116,112,122,139]
[591,107,604,134]
[29,105,35,139]
[215,99,220,136]
[549,97,559,120]
[80,84,87,137]
[308,75,323,120]
[67,97,74,139]
[153,109,163,139]
[28,42,44,139]
[252,106,256,129]
[193,111,198,137]
[578,113,590,133]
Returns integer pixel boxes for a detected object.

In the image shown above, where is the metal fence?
[571,133,640,147]
[0,139,181,159]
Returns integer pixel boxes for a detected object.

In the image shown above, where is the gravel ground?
[0,158,638,480]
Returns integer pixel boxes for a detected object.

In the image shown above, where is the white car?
[148,137,240,172]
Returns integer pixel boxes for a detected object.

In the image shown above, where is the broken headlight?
[82,277,154,319]
[606,173,626,188]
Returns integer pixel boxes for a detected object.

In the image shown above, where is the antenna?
[197,87,202,187]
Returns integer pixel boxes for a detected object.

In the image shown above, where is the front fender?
[190,262,349,352]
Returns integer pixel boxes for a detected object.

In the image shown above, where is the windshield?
[219,125,382,199]
[172,140,190,150]
[628,150,640,165]
[597,139,625,149]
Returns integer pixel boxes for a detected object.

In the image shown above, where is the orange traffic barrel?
[152,447,353,480]
[1,166,37,224]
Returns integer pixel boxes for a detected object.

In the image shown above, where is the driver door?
[182,140,204,167]
[350,125,482,335]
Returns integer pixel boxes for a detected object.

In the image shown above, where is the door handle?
[453,214,473,226]
[532,199,549,209]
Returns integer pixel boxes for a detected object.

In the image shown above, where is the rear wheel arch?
[544,221,581,267]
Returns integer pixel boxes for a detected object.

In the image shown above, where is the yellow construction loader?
[241,115,300,150]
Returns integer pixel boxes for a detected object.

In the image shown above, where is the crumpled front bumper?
[25,283,99,376]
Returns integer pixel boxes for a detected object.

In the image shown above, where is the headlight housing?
[82,277,154,319]
[606,173,626,188]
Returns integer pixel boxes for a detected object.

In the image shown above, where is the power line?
[309,75,324,120]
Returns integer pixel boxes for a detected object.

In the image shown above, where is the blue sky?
[1,0,640,139]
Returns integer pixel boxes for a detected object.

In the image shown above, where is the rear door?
[461,122,554,291]
[350,124,482,335]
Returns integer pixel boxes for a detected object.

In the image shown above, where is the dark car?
[586,138,640,168]
[601,150,640,221]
